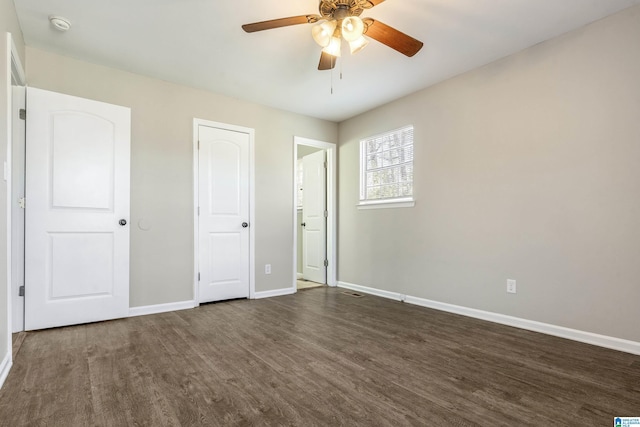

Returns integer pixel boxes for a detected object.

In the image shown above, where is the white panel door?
[198,125,250,303]
[302,150,327,284]
[25,87,131,331]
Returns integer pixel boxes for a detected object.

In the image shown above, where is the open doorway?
[297,146,324,290]
[293,137,337,291]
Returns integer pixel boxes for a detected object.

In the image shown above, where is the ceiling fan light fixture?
[341,16,364,42]
[322,36,342,57]
[349,36,369,55]
[312,20,337,47]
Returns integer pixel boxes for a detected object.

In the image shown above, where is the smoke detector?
[49,16,71,32]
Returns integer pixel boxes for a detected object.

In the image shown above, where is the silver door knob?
[242,222,249,228]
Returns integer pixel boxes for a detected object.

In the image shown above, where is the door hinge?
[197,140,200,150]
[19,109,26,120]
[19,285,25,296]
[18,197,25,209]
[324,161,327,169]
[324,210,328,218]
[198,272,200,281]
[197,206,200,216]
[324,259,329,267]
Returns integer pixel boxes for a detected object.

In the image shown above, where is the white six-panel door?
[25,87,131,331]
[198,124,250,303]
[302,150,327,284]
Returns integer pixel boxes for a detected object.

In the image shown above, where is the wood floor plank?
[1,287,639,426]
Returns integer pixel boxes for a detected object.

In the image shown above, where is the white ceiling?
[14,0,640,122]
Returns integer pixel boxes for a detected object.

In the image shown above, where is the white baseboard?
[0,352,11,389]
[253,287,296,300]
[297,273,303,280]
[337,281,640,356]
[129,300,195,318]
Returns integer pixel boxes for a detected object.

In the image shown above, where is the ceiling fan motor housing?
[319,0,373,20]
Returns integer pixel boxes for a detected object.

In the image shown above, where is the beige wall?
[1,0,25,370]
[297,145,323,159]
[26,47,337,307]
[1,0,24,63]
[338,5,640,342]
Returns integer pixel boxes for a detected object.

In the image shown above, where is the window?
[359,125,414,208]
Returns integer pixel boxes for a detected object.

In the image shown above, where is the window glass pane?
[367,139,380,154]
[395,149,404,165]
[404,145,413,161]
[368,153,381,169]
[366,171,377,187]
[383,169,394,184]
[381,184,397,198]
[367,186,380,200]
[381,137,390,152]
[382,151,391,168]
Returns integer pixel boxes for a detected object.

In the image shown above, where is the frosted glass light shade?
[349,36,369,55]
[322,36,342,57]
[312,20,337,47]
[342,16,364,42]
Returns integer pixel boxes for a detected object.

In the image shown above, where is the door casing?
[8,33,26,338]
[293,136,337,290]
[10,85,24,333]
[192,119,255,303]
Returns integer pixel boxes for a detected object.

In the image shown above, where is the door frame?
[293,136,337,289]
[192,118,255,304]
[9,44,25,333]
[6,32,26,342]
[10,85,24,333]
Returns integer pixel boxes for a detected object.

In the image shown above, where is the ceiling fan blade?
[318,51,337,70]
[363,0,386,8]
[364,19,423,57]
[242,15,320,33]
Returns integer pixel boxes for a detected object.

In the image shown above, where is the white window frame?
[358,125,415,210]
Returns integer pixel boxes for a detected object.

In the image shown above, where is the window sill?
[357,199,415,210]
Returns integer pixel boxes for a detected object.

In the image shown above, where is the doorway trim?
[293,136,337,289]
[8,37,26,326]
[192,118,256,305]
[3,32,26,387]
[9,33,25,333]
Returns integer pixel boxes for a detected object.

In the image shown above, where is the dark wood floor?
[1,287,639,426]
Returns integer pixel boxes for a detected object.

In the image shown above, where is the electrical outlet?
[507,279,517,294]
[265,264,271,275]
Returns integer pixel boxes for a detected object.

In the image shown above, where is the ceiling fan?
[242,0,424,70]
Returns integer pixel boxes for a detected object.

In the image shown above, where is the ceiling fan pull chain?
[331,66,334,94]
